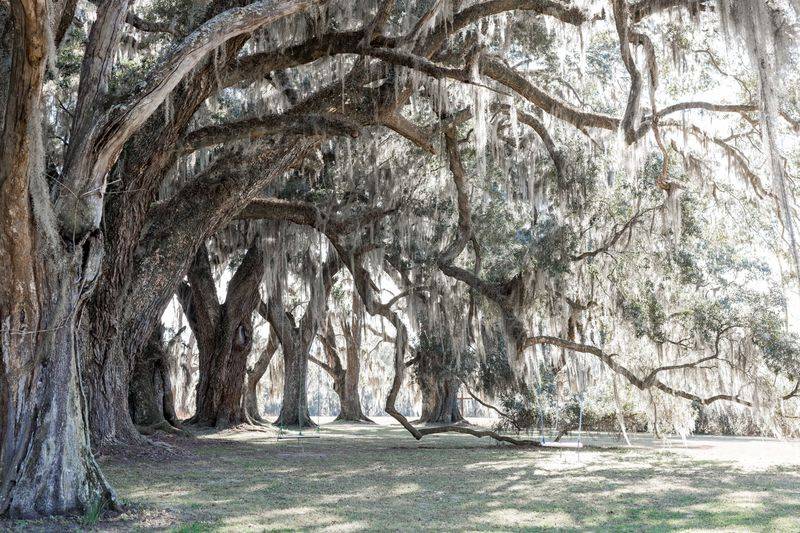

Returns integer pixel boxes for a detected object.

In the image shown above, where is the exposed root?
[136,421,192,438]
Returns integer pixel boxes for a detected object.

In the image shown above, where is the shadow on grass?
[6,424,798,531]
[112,424,800,531]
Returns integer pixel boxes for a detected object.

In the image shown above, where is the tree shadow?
[18,425,796,531]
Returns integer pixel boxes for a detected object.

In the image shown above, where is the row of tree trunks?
[1,0,370,517]
[79,5,268,446]
[177,244,265,428]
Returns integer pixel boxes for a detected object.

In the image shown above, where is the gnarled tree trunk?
[78,13,287,447]
[0,243,117,517]
[264,254,341,428]
[83,330,147,447]
[129,324,185,435]
[276,344,315,428]
[413,297,466,425]
[178,243,265,428]
[337,295,371,422]
[0,4,114,515]
[314,299,371,422]
[417,371,464,424]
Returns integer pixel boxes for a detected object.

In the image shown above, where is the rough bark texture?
[128,325,185,435]
[0,3,115,516]
[178,243,265,428]
[83,329,148,446]
[245,333,279,422]
[0,240,117,517]
[338,297,371,422]
[276,345,315,428]
[417,371,464,424]
[83,142,306,444]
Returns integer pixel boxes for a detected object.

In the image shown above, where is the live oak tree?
[0,0,323,517]
[128,324,185,435]
[245,330,280,422]
[315,288,374,422]
[261,232,342,428]
[177,243,264,428]
[2,0,800,519]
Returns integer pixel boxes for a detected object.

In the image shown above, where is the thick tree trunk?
[179,244,264,428]
[332,300,371,423]
[335,365,369,422]
[193,321,253,428]
[0,252,117,517]
[0,5,116,516]
[412,295,466,425]
[418,373,464,424]
[129,325,185,435]
[265,254,341,428]
[83,331,147,447]
[275,346,315,428]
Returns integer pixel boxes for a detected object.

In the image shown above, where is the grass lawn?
[5,419,800,531]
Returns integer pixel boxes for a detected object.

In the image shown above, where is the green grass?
[81,497,106,527]
[5,424,800,531]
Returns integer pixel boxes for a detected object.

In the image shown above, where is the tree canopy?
[1,0,799,519]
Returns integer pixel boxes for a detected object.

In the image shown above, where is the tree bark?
[83,330,148,447]
[0,3,115,516]
[0,245,117,517]
[412,298,466,425]
[276,345,315,428]
[314,298,372,423]
[417,371,464,424]
[337,296,371,422]
[128,324,185,435]
[178,243,264,428]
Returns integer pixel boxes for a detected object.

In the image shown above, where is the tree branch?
[179,113,360,154]
[55,0,322,236]
[526,335,753,407]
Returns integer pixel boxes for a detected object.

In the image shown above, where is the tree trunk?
[83,331,148,447]
[0,250,118,517]
[179,244,264,428]
[410,292,467,425]
[336,363,369,422]
[192,320,254,428]
[265,254,341,428]
[245,334,279,422]
[275,345,315,428]
[418,373,464,424]
[333,297,371,422]
[128,325,185,436]
[0,6,116,516]
[178,334,197,417]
